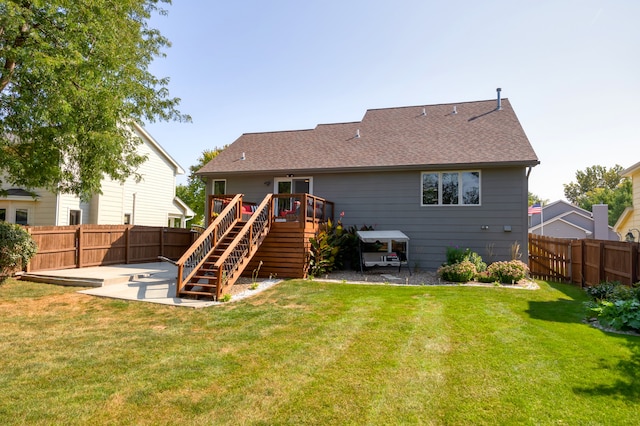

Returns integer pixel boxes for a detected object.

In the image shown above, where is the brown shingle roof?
[197,98,539,176]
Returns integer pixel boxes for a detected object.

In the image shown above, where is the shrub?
[340,224,374,270]
[585,281,640,302]
[446,246,468,265]
[584,281,640,332]
[585,281,621,301]
[487,260,529,284]
[438,260,476,282]
[309,219,344,276]
[0,222,38,281]
[475,271,497,283]
[587,299,640,332]
[467,251,487,273]
[445,246,486,272]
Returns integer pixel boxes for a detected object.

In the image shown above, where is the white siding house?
[0,123,194,227]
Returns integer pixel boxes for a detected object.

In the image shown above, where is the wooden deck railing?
[213,195,273,299]
[175,194,243,297]
[271,193,334,226]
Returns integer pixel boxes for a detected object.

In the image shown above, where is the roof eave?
[196,160,540,178]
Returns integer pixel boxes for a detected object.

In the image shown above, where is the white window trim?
[14,207,30,225]
[212,179,227,195]
[420,170,481,206]
[273,176,313,195]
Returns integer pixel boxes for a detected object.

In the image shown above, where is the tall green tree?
[176,148,226,226]
[0,0,189,200]
[528,192,548,207]
[563,165,632,226]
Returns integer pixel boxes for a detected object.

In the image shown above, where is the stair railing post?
[216,267,223,301]
[177,263,184,295]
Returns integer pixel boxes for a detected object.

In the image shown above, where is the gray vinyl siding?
[210,166,530,270]
[312,167,528,270]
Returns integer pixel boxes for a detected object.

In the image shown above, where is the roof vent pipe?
[496,87,502,110]
[356,129,360,138]
[240,152,246,160]
[452,106,457,114]
[422,107,426,116]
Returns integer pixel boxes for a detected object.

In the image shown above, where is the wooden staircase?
[175,192,334,301]
[178,222,244,299]
[175,194,272,301]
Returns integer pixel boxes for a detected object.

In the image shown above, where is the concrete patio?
[22,262,279,308]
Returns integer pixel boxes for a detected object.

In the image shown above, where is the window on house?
[421,171,480,206]
[15,209,28,225]
[124,213,131,225]
[213,180,226,195]
[69,210,81,225]
[0,208,5,221]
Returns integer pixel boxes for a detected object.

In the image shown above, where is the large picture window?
[421,171,480,206]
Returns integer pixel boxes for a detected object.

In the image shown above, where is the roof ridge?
[364,98,506,113]
[241,128,316,136]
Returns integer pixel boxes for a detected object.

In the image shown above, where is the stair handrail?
[175,194,243,297]
[213,194,273,300]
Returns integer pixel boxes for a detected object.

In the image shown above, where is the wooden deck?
[175,193,333,300]
[245,220,321,279]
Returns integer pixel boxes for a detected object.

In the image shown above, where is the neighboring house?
[529,200,619,240]
[613,161,640,241]
[0,122,194,227]
[196,91,540,270]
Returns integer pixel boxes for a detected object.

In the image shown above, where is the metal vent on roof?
[356,129,360,138]
[421,107,426,116]
[452,106,457,114]
[496,87,502,110]
[240,152,246,160]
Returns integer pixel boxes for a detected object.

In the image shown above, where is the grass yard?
[0,278,638,425]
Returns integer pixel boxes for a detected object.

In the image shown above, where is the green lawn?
[0,278,638,425]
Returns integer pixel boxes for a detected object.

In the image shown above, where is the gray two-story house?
[197,91,539,270]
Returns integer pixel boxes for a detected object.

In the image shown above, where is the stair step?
[188,281,217,287]
[179,290,216,297]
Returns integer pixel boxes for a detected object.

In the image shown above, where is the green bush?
[445,246,486,272]
[309,219,344,276]
[0,222,38,280]
[587,299,640,332]
[475,271,497,283]
[486,260,529,284]
[438,260,476,282]
[585,281,621,301]
[585,281,640,302]
[340,224,374,270]
[584,281,640,332]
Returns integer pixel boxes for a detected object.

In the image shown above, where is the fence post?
[580,240,585,288]
[126,226,131,264]
[25,227,32,273]
[77,226,83,268]
[632,243,639,285]
[599,241,606,283]
[160,227,165,259]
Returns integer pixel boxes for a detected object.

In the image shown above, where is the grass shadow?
[573,338,640,402]
[525,281,589,324]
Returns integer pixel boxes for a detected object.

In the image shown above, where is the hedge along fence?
[25,225,196,272]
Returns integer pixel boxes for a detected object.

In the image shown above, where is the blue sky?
[145,1,639,203]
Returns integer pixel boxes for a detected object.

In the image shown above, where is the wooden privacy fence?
[26,225,196,272]
[528,234,640,286]
[528,234,571,282]
[570,239,639,287]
